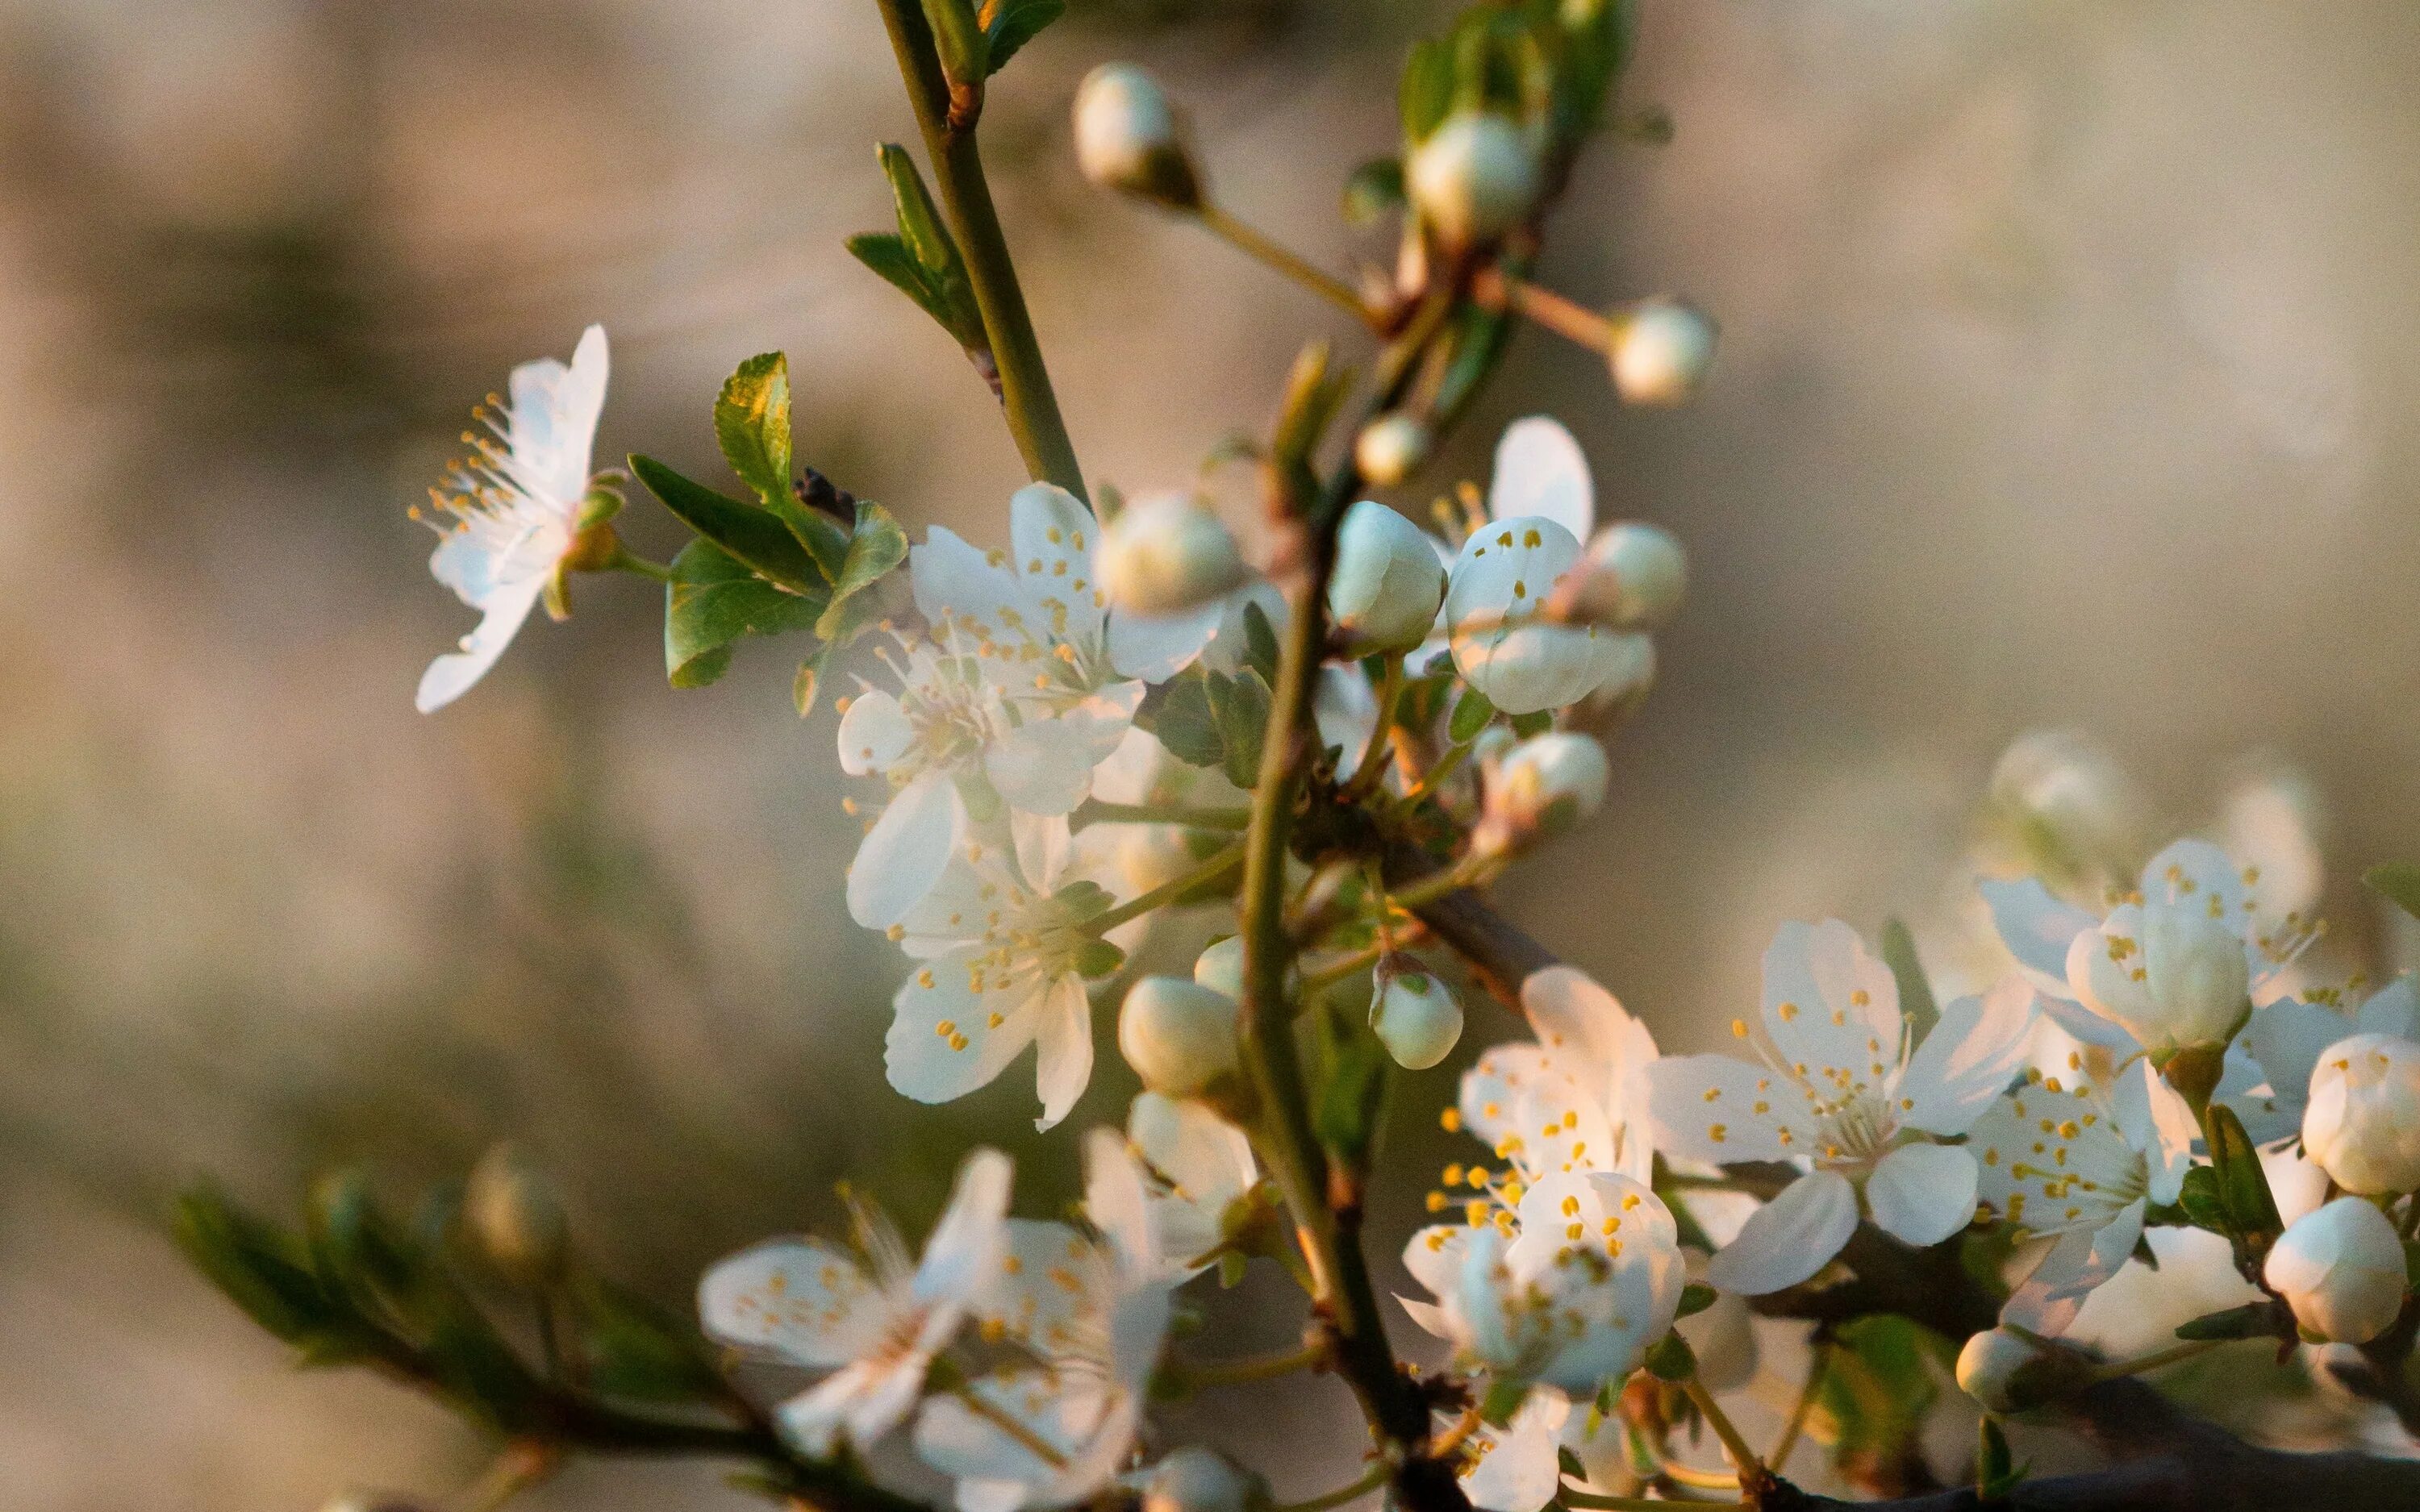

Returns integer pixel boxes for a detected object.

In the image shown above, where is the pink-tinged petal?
[1980,877,2097,998]
[849,770,963,928]
[2002,1198,2144,1337]
[1898,980,2038,1136]
[1704,1171,1858,1296]
[837,688,915,776]
[1864,1142,1978,1247]
[1646,1054,1805,1164]
[1487,417,1594,540]
[698,1239,883,1366]
[1031,974,1095,1131]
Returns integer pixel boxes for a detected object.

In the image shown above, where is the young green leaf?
[2365,862,2420,923]
[1449,686,1496,744]
[1879,917,1940,1042]
[666,539,827,689]
[714,352,794,506]
[1241,599,1280,686]
[630,454,821,595]
[921,0,990,87]
[2206,1103,2283,1246]
[574,1277,727,1403]
[813,501,910,643]
[1210,669,1273,791]
[1400,37,1454,144]
[173,1186,353,1350]
[1155,676,1226,770]
[1313,1033,1389,1161]
[1343,157,1406,225]
[983,0,1064,75]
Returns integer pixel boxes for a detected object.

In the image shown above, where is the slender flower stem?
[1302,942,1385,992]
[871,0,1085,498]
[1273,1463,1391,1512]
[1659,1461,1743,1493]
[2081,1338,2222,1386]
[1195,202,1371,321]
[1341,652,1406,800]
[1085,843,1246,935]
[1179,1343,1327,1388]
[1075,800,1254,831]
[1683,1379,1764,1489]
[1471,266,1615,356]
[1386,860,1482,913]
[1770,1343,1830,1469]
[603,546,674,581]
[952,1385,1069,1468]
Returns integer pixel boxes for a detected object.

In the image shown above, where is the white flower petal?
[1980,877,2097,998]
[2003,1197,2143,1337]
[1033,976,1097,1131]
[849,770,963,928]
[1763,920,1901,1082]
[1083,1126,1156,1278]
[975,1218,1112,1357]
[416,572,550,713]
[886,953,1045,1106]
[1897,979,2037,1136]
[1462,1388,1571,1512]
[1009,483,1108,648]
[1864,1142,1978,1247]
[914,525,1037,642]
[1646,1054,1804,1165]
[1107,598,1225,683]
[988,718,1112,818]
[697,1239,883,1367]
[915,1148,1016,1311]
[1487,417,1593,540]
[1404,1223,1471,1298]
[2111,1058,2196,1206]
[1704,1170,1859,1296]
[838,688,916,776]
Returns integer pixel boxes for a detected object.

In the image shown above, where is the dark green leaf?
[1343,157,1405,226]
[576,1278,726,1404]
[1156,677,1225,769]
[1642,1332,1696,1382]
[1241,600,1280,686]
[666,539,826,689]
[1817,1315,1954,1464]
[983,0,1064,73]
[1072,938,1127,978]
[920,0,989,84]
[1675,1282,1717,1319]
[1314,1034,1389,1160]
[2175,1301,2288,1342]
[1210,670,1273,791]
[173,1186,353,1350]
[1400,37,1454,143]
[2207,1103,2283,1244]
[2365,862,2420,923]
[1449,686,1495,744]
[714,352,793,506]
[1976,1417,2026,1499]
[630,454,820,595]
[306,1170,421,1317]
[1879,917,1939,1043]
[2176,1166,2229,1234]
[814,500,911,643]
[1508,709,1552,739]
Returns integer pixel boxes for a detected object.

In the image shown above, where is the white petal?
[416,572,549,713]
[2037,983,2143,1052]
[1009,483,1108,648]
[1897,979,2037,1136]
[2003,1198,2143,1336]
[2111,1058,2197,1206]
[915,1148,1016,1310]
[1403,1223,1471,1298]
[1462,1388,1572,1512]
[1980,877,2097,998]
[886,952,1042,1106]
[2356,976,2420,1040]
[838,688,916,776]
[1704,1170,1859,1296]
[849,771,964,928]
[1032,974,1097,1131]
[1763,920,1901,1082]
[1083,1126,1156,1278]
[1864,1143,1978,1247]
[1312,664,1379,768]
[974,1218,1112,1356]
[1487,417,1593,540]
[915,526,1038,645]
[912,1368,1095,1495]
[2246,999,2351,1118]
[1107,598,1225,683]
[1011,810,1074,895]
[1645,1054,1804,1164]
[697,1239,883,1366]
[988,717,1110,818]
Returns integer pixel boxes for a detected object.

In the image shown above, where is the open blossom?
[2247,977,2420,1135]
[697,1148,1012,1456]
[885,817,1126,1130]
[1400,1170,1684,1395]
[1648,923,2037,1295]
[1983,838,2318,1053]
[1457,1387,1571,1512]
[1128,1093,1258,1277]
[1453,966,1659,1193]
[415,325,611,713]
[843,484,1220,929]
[1968,1059,2195,1335]
[915,1131,1175,1512]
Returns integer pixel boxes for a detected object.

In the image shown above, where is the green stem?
[2082,1338,2222,1386]
[1387,861,1481,913]
[1195,202,1371,321]
[1273,1463,1392,1512]
[1683,1378,1764,1488]
[1340,652,1406,799]
[1177,1342,1326,1388]
[1302,942,1384,992]
[603,547,673,582]
[871,0,1085,499]
[1084,843,1245,935]
[1770,1343,1830,1469]
[1075,800,1254,831]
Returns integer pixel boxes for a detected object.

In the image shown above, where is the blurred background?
[5,0,2420,1506]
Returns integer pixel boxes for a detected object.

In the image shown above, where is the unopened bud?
[1353,414,1430,488]
[1099,493,1247,618]
[1328,499,1446,654]
[2303,1034,2420,1195]
[1407,112,1538,255]
[1074,65,1201,209]
[1143,1447,1262,1512]
[1371,953,1463,1070]
[1193,935,1246,1002]
[1477,731,1610,853]
[1562,523,1686,631]
[2264,1198,2409,1344]
[1119,975,1241,1097]
[1608,298,1717,406]
[1955,1327,2050,1414]
[464,1143,570,1285]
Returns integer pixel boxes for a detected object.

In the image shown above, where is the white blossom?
[1140,1449,1255,1512]
[2264,1197,2409,1345]
[1647,923,2038,1295]
[1451,965,1660,1195]
[1329,499,1447,655]
[415,325,610,713]
[1458,1387,1570,1512]
[1073,64,1199,206]
[1098,494,1247,617]
[1563,522,1687,632]
[1475,731,1609,854]
[1608,298,1717,407]
[698,1148,1012,1456]
[1954,1327,2047,1414]
[2246,977,2420,1135]
[1968,1059,2197,1335]
[1128,1092,1258,1277]
[914,1131,1175,1512]
[2303,1031,2420,1196]
[883,818,1124,1131]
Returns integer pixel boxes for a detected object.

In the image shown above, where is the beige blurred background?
[4,0,2420,1506]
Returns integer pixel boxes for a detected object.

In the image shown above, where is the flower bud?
[463,1143,570,1286]
[1119,975,1241,1097]
[1561,523,1687,631]
[1193,935,1246,1002]
[2264,1197,2409,1344]
[2303,1034,2420,1195]
[1370,953,1463,1070]
[1955,1327,2049,1414]
[1099,493,1248,617]
[1328,499,1446,654]
[1407,112,1538,255]
[1608,298,1717,407]
[1353,414,1430,488]
[1074,65,1201,208]
[1143,1447,1261,1512]
[1476,731,1610,853]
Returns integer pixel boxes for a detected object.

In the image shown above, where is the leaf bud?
[1099,493,1248,617]
[463,1143,570,1286]
[1119,975,1241,1098]
[1327,499,1446,655]
[2303,1033,2420,1195]
[1370,953,1463,1070]
[1074,64,1202,209]
[1406,111,1538,255]
[2264,1197,2410,1344]
[1608,298,1717,406]
[1352,413,1430,488]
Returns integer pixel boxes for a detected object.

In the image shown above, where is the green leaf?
[2176,1166,2229,1234]
[1400,37,1454,143]
[306,1170,420,1317]
[1642,1332,1696,1382]
[1817,1315,1955,1466]
[1314,1035,1389,1160]
[1478,1374,1530,1426]
[1879,917,1939,1043]
[1976,1418,2026,1499]
[1675,1282,1717,1319]
[173,1186,353,1350]
[1508,709,1552,739]
[2366,862,2420,922]
[714,352,794,506]
[1449,686,1496,743]
[1156,677,1225,769]
[1210,670,1272,791]
[2175,1301,2287,1342]
[666,539,826,689]
[983,0,1064,74]
[575,1278,726,1403]
[1241,600,1280,686]
[1343,157,1405,225]
[849,231,950,322]
[2207,1103,2283,1244]
[630,454,821,595]
[813,502,908,643]
[1072,938,1127,979]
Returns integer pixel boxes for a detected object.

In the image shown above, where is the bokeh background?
[6,0,2420,1506]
